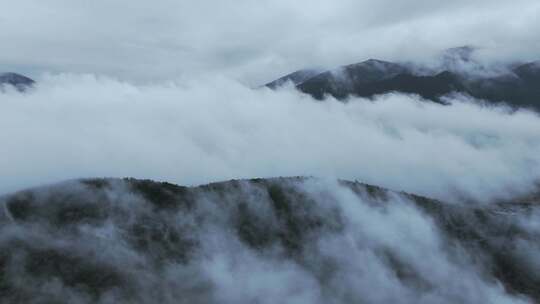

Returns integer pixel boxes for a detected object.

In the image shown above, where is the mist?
[1,74,539,202]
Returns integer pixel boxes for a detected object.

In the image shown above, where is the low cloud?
[1,74,539,202]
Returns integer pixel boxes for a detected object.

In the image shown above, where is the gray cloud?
[1,1,539,84]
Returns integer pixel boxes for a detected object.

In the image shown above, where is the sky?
[1,0,540,84]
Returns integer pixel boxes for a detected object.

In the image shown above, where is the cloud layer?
[1,75,539,202]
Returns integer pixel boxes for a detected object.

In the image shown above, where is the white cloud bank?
[1,74,539,202]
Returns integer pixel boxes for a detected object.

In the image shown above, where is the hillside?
[1,177,538,303]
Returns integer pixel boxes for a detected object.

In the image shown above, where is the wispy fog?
[1,74,539,202]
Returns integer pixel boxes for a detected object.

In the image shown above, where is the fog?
[1,74,539,202]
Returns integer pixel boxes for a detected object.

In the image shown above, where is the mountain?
[294,59,409,99]
[1,177,539,303]
[462,62,540,109]
[298,67,465,102]
[265,68,322,89]
[266,54,540,111]
[513,61,540,83]
[0,72,35,91]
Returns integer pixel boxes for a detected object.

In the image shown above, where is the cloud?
[1,1,539,84]
[1,74,539,202]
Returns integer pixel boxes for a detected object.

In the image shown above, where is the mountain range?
[266,48,540,111]
[3,47,539,111]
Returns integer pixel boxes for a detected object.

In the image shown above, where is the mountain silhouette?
[0,72,35,91]
[266,52,540,111]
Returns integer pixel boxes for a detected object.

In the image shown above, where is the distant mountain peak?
[347,58,403,69]
[266,47,540,111]
[0,72,35,91]
[265,68,322,89]
[337,59,409,80]
[513,61,540,82]
[525,60,540,69]
[363,58,394,65]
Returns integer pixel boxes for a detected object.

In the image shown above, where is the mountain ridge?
[266,53,540,111]
[0,176,539,303]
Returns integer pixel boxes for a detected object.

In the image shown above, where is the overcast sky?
[1,0,540,84]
